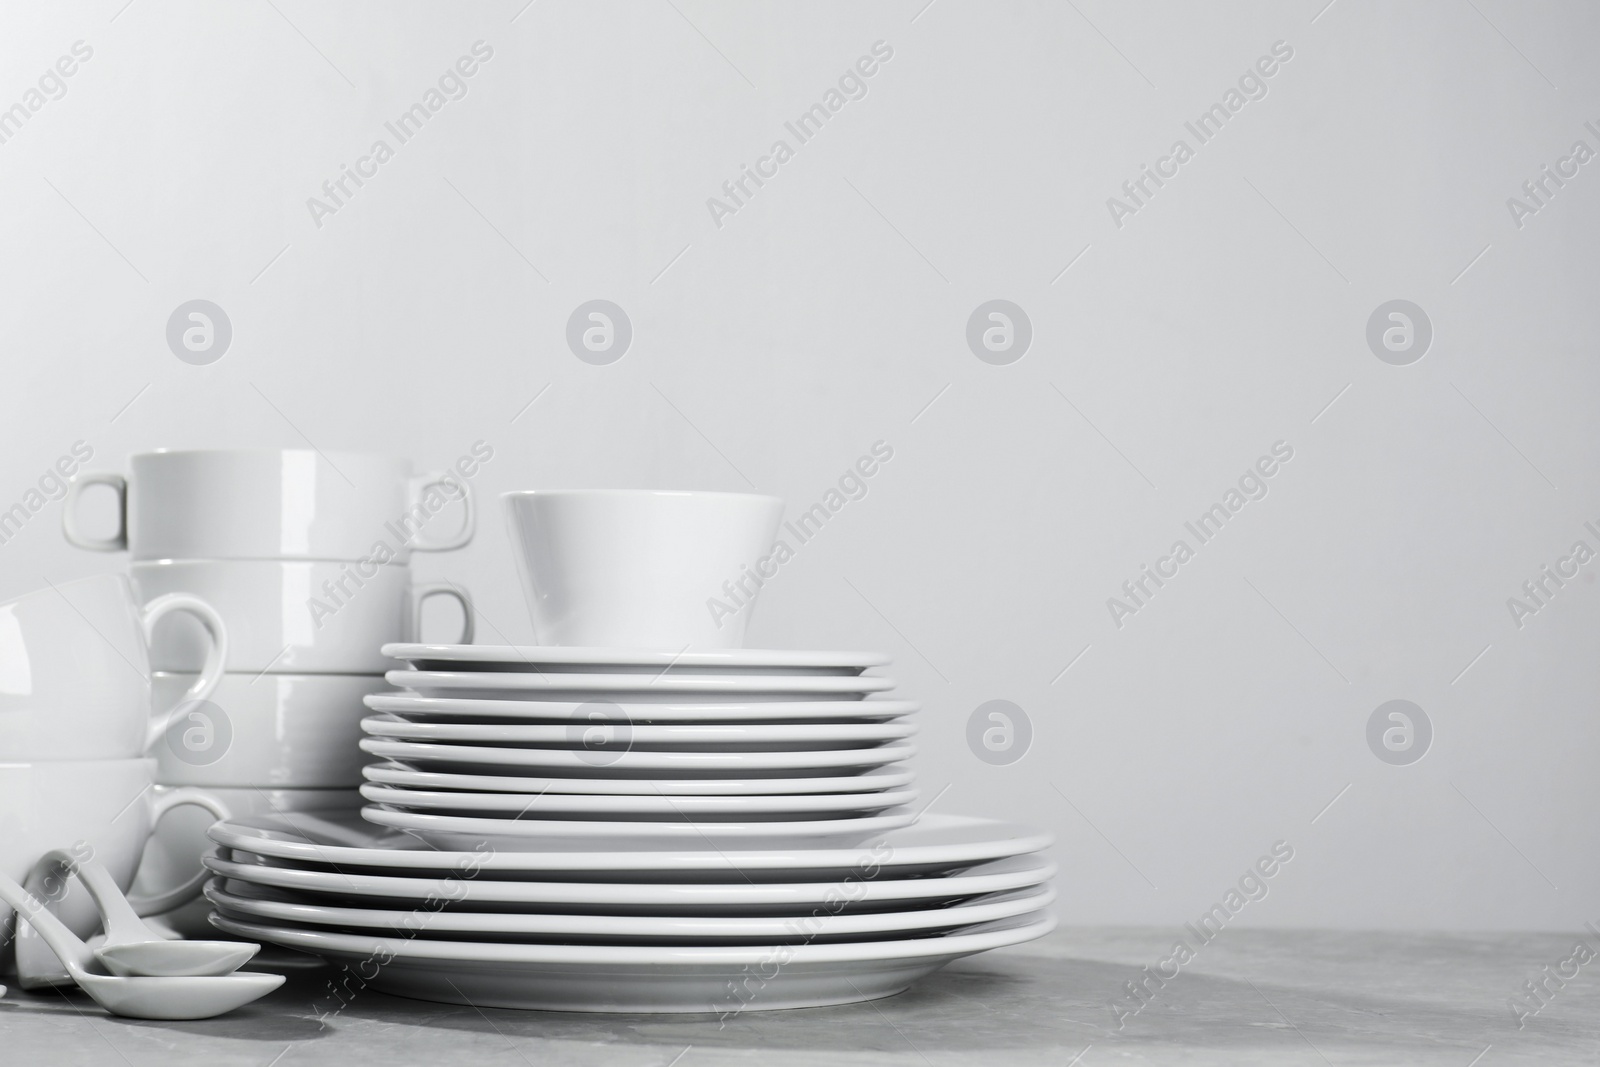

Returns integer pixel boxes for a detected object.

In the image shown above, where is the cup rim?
[500,489,784,507]
[132,448,412,468]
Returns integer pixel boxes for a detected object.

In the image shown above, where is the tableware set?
[60,450,477,937]
[197,490,1055,1012]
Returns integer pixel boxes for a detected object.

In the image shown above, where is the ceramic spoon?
[37,850,260,978]
[0,872,282,1020]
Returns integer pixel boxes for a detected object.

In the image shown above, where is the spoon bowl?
[96,937,260,979]
[72,969,285,1020]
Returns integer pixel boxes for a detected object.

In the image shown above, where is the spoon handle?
[0,871,91,976]
[39,850,149,948]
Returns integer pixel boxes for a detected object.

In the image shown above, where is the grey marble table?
[2,928,1595,1065]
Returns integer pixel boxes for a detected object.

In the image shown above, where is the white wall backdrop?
[2,0,1597,931]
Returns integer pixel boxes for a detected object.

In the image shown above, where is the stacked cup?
[60,449,476,933]
[0,573,233,965]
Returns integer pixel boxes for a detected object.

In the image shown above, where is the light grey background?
[1,0,1596,932]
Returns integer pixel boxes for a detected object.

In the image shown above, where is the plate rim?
[209,909,1058,965]
[205,811,1054,872]
[382,644,891,669]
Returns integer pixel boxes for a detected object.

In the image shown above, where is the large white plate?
[359,737,916,776]
[383,644,890,675]
[207,852,1054,912]
[206,880,1053,942]
[205,811,1053,881]
[386,670,895,701]
[364,693,919,723]
[359,804,919,848]
[360,714,917,749]
[359,782,920,817]
[362,762,917,796]
[208,911,1058,1011]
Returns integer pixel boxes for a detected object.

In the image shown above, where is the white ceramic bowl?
[503,490,783,648]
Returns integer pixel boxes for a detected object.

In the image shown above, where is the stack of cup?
[60,449,476,933]
[0,573,233,965]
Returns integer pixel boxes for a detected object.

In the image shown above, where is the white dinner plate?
[386,670,895,701]
[360,715,918,749]
[206,811,1053,881]
[364,694,919,723]
[206,880,1054,942]
[209,911,1057,1012]
[358,782,920,817]
[382,644,890,675]
[359,737,916,775]
[208,852,1055,913]
[361,762,917,796]
[359,804,920,848]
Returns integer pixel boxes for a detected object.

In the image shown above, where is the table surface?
[2,927,1596,1066]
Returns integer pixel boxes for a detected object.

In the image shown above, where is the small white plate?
[361,762,917,796]
[386,670,895,701]
[207,880,1053,942]
[207,911,1058,1012]
[358,782,920,817]
[383,644,890,675]
[364,693,919,723]
[206,811,1052,880]
[360,715,918,749]
[358,737,916,775]
[359,804,919,849]
[205,851,1054,912]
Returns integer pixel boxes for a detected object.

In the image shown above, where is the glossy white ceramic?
[63,449,474,561]
[135,560,472,674]
[208,911,1056,1012]
[364,693,919,723]
[360,714,916,749]
[357,737,914,776]
[361,762,916,796]
[207,880,1054,942]
[502,490,783,648]
[382,643,887,674]
[0,759,227,940]
[359,804,919,849]
[0,871,282,1019]
[152,673,382,788]
[0,574,226,761]
[358,782,919,817]
[204,851,1055,912]
[132,787,360,940]
[207,810,1053,881]
[385,669,894,700]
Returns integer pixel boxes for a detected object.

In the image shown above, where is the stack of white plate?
[202,643,1056,1011]
[351,644,929,848]
[203,809,1056,1012]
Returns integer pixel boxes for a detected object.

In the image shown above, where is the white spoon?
[36,850,260,978]
[0,872,282,1020]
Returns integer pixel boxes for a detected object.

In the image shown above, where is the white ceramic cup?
[0,574,227,761]
[503,490,785,649]
[0,759,228,946]
[62,449,474,561]
[151,672,383,788]
[130,786,361,939]
[132,560,472,674]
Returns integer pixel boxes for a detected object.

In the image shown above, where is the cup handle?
[61,472,127,551]
[406,471,475,552]
[412,582,475,644]
[124,786,232,916]
[140,592,229,753]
